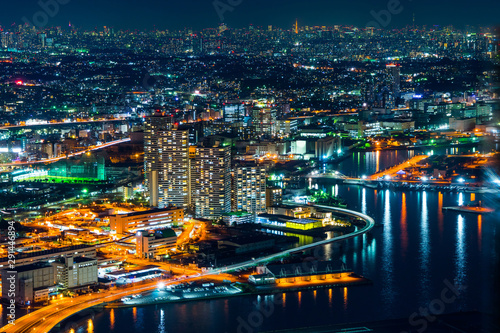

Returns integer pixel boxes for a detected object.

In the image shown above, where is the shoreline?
[104,277,372,309]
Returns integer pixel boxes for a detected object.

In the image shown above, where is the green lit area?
[14,175,103,184]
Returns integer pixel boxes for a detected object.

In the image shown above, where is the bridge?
[0,138,131,167]
[0,204,375,333]
[0,118,129,131]
[368,154,428,180]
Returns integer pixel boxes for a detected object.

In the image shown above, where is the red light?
[15,80,23,85]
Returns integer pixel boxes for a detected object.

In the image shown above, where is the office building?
[223,102,245,123]
[1,263,56,305]
[386,63,401,107]
[252,107,277,137]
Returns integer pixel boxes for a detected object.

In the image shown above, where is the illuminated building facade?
[285,218,323,230]
[145,115,189,208]
[52,256,98,289]
[109,207,184,234]
[192,145,231,218]
[136,229,177,259]
[233,165,267,214]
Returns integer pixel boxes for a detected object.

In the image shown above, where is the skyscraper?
[386,63,401,108]
[223,102,245,123]
[144,115,189,208]
[192,145,231,218]
[232,165,267,214]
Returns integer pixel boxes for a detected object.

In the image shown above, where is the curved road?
[0,204,375,333]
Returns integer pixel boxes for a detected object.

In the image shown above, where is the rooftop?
[110,207,182,218]
[104,265,161,277]
[266,260,347,278]
[0,244,95,262]
[289,218,321,225]
[223,211,252,217]
[2,262,52,273]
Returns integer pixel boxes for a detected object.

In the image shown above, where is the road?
[0,204,375,333]
[0,118,129,131]
[0,138,131,166]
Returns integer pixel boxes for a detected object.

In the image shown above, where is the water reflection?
[158,309,166,333]
[361,188,367,215]
[88,319,94,333]
[109,309,114,330]
[343,287,348,310]
[454,215,467,308]
[438,192,444,236]
[477,215,482,250]
[400,193,408,256]
[260,228,313,247]
[381,189,395,315]
[419,191,431,303]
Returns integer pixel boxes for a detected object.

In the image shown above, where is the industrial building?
[109,207,184,234]
[136,229,178,259]
[52,256,98,289]
[1,263,56,305]
[0,244,97,268]
[218,235,275,255]
[249,261,350,285]
[1,255,98,305]
[286,218,324,230]
[222,211,255,225]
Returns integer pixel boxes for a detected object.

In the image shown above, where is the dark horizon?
[1,0,499,31]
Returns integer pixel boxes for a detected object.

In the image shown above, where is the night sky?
[1,0,499,30]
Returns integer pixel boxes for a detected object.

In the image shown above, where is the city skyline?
[0,1,498,332]
[1,0,500,31]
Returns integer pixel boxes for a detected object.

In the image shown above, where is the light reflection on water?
[381,189,395,316]
[400,193,408,256]
[419,191,431,304]
[454,214,467,309]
